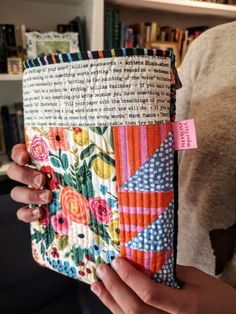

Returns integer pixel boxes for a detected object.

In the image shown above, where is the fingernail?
[39,190,50,203]
[33,174,42,188]
[13,151,22,163]
[91,284,100,296]
[111,257,121,271]
[96,264,105,278]
[32,208,41,218]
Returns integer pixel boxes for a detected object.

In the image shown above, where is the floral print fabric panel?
[27,126,120,284]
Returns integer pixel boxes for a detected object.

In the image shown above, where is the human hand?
[7,144,52,222]
[91,257,236,314]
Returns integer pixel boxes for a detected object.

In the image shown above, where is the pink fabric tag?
[173,119,197,151]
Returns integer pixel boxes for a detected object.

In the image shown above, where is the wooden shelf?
[0,163,10,176]
[0,158,10,176]
[108,0,236,18]
[0,74,23,81]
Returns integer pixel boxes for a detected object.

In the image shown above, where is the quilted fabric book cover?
[23,48,180,287]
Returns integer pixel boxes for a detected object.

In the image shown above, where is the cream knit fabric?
[176,21,236,287]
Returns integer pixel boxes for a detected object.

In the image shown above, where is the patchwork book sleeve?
[23,48,181,287]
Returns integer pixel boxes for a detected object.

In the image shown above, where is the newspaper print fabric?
[23,48,179,286]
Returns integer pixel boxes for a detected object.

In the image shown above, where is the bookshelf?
[0,0,104,176]
[0,0,235,177]
[0,156,10,176]
[0,74,23,81]
[108,0,236,18]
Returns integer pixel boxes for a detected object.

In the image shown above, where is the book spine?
[14,24,26,57]
[113,9,120,49]
[143,23,151,47]
[0,118,6,154]
[16,110,25,143]
[69,18,85,51]
[108,9,114,49]
[119,22,125,48]
[9,113,20,146]
[5,24,17,57]
[78,19,85,52]
[150,22,158,42]
[1,106,13,159]
[104,9,111,50]
[0,26,8,73]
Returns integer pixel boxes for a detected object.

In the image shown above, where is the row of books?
[0,17,84,74]
[104,8,120,49]
[104,8,208,64]
[56,17,86,52]
[0,24,26,73]
[0,103,24,160]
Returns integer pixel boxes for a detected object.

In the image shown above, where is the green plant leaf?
[88,154,98,169]
[98,152,115,167]
[81,183,87,198]
[64,252,70,258]
[71,247,85,265]
[40,242,46,258]
[109,130,114,150]
[95,256,103,266]
[58,235,68,251]
[31,228,43,243]
[77,161,92,182]
[50,156,61,168]
[81,178,95,200]
[63,173,77,188]
[86,179,95,198]
[61,154,69,170]
[55,172,63,181]
[80,144,95,160]
[102,126,108,134]
[88,223,110,244]
[89,127,104,135]
[43,224,55,249]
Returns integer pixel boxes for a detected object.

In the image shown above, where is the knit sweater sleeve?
[176,44,194,121]
[176,22,236,288]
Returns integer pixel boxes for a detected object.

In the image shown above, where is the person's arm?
[91,257,236,314]
[7,144,52,222]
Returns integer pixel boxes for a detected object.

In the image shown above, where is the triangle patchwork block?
[119,207,166,243]
[125,201,174,252]
[113,124,173,188]
[121,131,174,192]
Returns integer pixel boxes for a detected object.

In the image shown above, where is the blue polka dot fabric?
[121,132,174,192]
[152,254,178,288]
